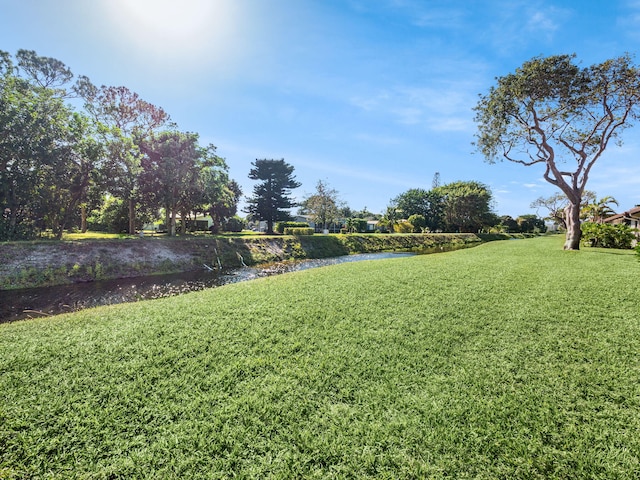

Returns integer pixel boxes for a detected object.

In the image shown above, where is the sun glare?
[101,0,242,68]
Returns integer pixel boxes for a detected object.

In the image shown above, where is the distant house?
[293,215,345,233]
[603,205,640,240]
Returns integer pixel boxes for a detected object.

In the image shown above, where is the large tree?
[40,113,105,239]
[531,190,597,230]
[299,179,341,232]
[393,188,444,232]
[0,50,105,240]
[474,54,640,250]
[530,193,570,230]
[205,177,241,234]
[433,181,496,233]
[245,158,300,234]
[138,131,224,236]
[80,84,169,234]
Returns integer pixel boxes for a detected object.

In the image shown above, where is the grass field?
[1,236,639,478]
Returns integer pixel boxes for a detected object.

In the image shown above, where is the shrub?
[407,214,427,233]
[347,218,368,233]
[284,227,314,236]
[581,222,637,249]
[224,216,246,232]
[395,221,414,234]
[276,222,309,234]
[0,215,39,241]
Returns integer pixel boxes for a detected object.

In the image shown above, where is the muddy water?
[0,252,414,323]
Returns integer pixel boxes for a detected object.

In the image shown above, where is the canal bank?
[0,233,499,290]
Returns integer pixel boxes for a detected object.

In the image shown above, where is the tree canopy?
[0,49,240,240]
[245,159,300,234]
[390,181,496,233]
[299,180,341,231]
[474,54,640,249]
[392,188,443,232]
[433,181,496,233]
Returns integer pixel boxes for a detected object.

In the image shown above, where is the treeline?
[382,182,545,234]
[1,50,547,242]
[297,178,546,235]
[0,50,240,240]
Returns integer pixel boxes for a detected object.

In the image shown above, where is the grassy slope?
[1,236,639,479]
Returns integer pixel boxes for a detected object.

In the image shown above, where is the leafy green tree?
[338,205,354,219]
[138,131,223,236]
[433,181,496,232]
[393,188,443,232]
[345,218,367,233]
[407,214,427,233]
[80,84,170,234]
[0,65,58,238]
[40,113,106,239]
[344,217,356,233]
[245,159,301,235]
[0,50,103,239]
[223,215,246,233]
[15,49,73,92]
[475,54,640,250]
[516,214,547,233]
[299,179,341,231]
[86,194,129,233]
[351,206,379,220]
[499,215,519,233]
[207,179,242,234]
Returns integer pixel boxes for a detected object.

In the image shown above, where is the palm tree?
[345,217,356,233]
[379,205,400,233]
[581,196,619,223]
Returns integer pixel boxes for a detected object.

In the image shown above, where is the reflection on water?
[0,252,413,323]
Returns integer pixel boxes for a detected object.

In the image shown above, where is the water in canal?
[0,252,414,323]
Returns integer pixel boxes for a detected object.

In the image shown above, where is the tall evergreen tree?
[245,159,300,234]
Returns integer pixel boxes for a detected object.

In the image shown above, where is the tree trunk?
[170,209,177,236]
[267,219,274,235]
[81,205,87,233]
[128,197,136,235]
[563,202,581,250]
[8,208,17,240]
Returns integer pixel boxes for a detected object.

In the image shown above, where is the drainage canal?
[0,252,414,323]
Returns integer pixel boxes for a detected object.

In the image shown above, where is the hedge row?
[284,227,315,236]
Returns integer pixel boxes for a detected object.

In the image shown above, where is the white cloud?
[484,1,572,54]
[618,1,640,39]
[349,79,480,133]
[526,10,560,35]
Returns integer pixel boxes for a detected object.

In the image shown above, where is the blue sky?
[2,0,640,217]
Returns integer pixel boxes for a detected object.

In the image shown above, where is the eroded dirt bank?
[0,233,487,290]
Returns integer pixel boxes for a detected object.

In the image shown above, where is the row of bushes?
[284,227,315,235]
[275,222,311,234]
[581,222,637,249]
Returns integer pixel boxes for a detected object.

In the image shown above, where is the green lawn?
[1,236,639,479]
